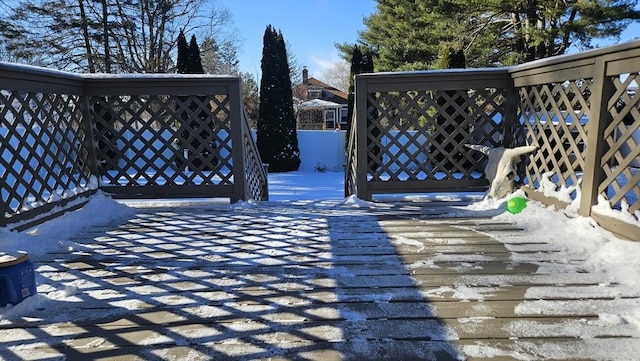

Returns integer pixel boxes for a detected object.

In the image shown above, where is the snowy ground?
[1,170,639,360]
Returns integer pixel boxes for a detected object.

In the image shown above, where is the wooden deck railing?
[346,68,516,198]
[511,42,639,241]
[1,63,267,230]
[347,40,639,241]
[2,41,638,239]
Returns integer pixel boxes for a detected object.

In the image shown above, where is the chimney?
[302,66,308,84]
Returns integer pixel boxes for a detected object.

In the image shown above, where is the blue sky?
[217,0,377,78]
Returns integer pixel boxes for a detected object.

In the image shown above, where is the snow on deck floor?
[1,171,639,360]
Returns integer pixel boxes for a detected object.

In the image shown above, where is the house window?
[340,107,348,123]
[324,109,336,129]
[308,89,322,99]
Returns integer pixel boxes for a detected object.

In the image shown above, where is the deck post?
[355,75,370,200]
[501,81,518,148]
[229,78,247,203]
[579,58,612,217]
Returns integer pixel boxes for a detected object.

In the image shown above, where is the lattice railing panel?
[241,109,268,201]
[345,105,359,197]
[1,90,92,220]
[599,72,640,215]
[90,94,234,188]
[365,88,507,182]
[519,79,592,200]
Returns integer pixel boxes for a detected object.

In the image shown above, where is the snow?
[1,192,135,259]
[539,171,578,204]
[490,191,640,289]
[1,170,639,360]
[593,194,640,226]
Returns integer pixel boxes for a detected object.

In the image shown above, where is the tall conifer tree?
[187,35,204,74]
[257,25,300,172]
[344,46,363,137]
[176,30,188,74]
[344,45,378,171]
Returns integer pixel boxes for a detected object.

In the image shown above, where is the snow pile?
[538,171,578,204]
[341,195,375,208]
[593,194,640,227]
[1,192,135,259]
[537,171,639,227]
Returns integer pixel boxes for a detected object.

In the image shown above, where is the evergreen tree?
[176,30,188,74]
[257,25,301,172]
[240,72,260,128]
[343,45,379,171]
[347,0,640,70]
[358,0,443,71]
[187,35,204,74]
[201,36,240,75]
[344,46,376,131]
[286,41,303,85]
[344,45,363,137]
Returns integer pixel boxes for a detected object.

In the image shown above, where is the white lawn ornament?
[465,144,538,199]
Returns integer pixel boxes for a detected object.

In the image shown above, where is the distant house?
[292,67,348,130]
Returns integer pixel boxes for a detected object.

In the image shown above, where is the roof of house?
[293,77,348,104]
[298,98,343,109]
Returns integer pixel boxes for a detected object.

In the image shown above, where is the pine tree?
[343,45,380,171]
[240,72,260,128]
[257,25,301,172]
[187,35,204,74]
[350,0,640,70]
[201,36,240,75]
[358,0,442,71]
[176,30,188,74]
[344,46,363,137]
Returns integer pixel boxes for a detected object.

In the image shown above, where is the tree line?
[0,0,240,74]
[338,0,640,71]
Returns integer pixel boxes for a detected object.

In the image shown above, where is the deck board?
[1,201,638,360]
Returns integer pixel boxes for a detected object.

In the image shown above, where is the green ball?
[507,197,527,214]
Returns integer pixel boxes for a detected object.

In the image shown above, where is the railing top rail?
[355,68,512,91]
[82,73,238,80]
[509,39,640,75]
[1,61,83,81]
[1,61,239,80]
[356,67,511,79]
[1,62,84,92]
[351,40,640,86]
[84,75,241,96]
[1,61,242,94]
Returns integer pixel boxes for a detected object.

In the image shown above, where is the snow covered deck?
[2,198,639,360]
